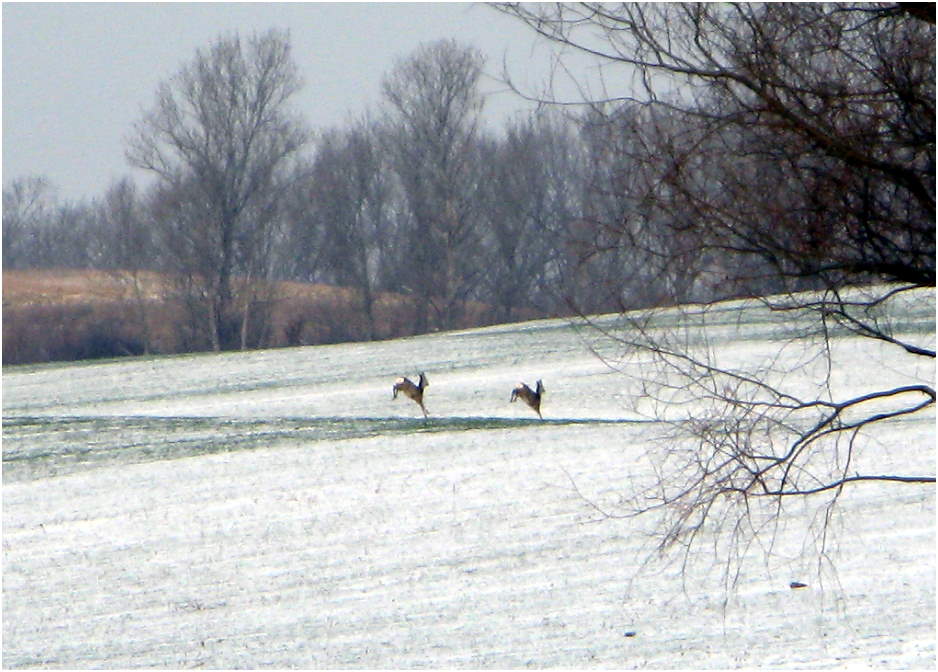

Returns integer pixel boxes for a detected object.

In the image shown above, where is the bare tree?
[3,193,98,270]
[0,177,98,270]
[277,158,327,285]
[95,178,156,353]
[499,2,935,577]
[499,3,934,292]
[2,176,56,269]
[381,39,487,332]
[479,111,584,320]
[127,29,309,351]
[304,121,393,340]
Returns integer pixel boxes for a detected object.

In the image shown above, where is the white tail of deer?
[392,372,429,417]
[511,379,544,418]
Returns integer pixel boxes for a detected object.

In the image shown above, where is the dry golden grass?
[3,269,374,308]
[2,269,164,306]
[2,269,541,364]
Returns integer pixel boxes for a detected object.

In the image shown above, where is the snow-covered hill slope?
[3,293,935,668]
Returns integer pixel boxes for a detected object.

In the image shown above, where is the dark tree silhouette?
[127,30,309,351]
[498,2,935,578]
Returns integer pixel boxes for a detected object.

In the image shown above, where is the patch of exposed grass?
[1,414,651,483]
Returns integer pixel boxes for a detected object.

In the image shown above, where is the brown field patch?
[2,269,355,308]
[2,269,544,364]
[3,269,164,306]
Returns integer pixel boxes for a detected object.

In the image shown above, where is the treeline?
[4,6,933,363]
[1,35,744,363]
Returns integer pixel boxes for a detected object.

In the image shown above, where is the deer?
[511,379,544,418]
[392,372,429,418]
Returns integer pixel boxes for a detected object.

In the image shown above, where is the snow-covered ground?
[3,293,935,668]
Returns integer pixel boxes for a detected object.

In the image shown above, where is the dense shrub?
[3,302,144,364]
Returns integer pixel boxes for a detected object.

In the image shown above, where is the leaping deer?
[511,379,544,418]
[392,372,429,417]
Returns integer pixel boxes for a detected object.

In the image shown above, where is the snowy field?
[3,292,935,668]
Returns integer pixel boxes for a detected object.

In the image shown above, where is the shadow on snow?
[2,414,652,483]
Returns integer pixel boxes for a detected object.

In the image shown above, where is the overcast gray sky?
[3,2,586,203]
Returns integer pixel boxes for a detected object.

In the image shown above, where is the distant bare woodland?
[4,7,932,365]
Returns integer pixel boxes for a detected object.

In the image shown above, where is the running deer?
[511,379,544,418]
[392,372,429,417]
